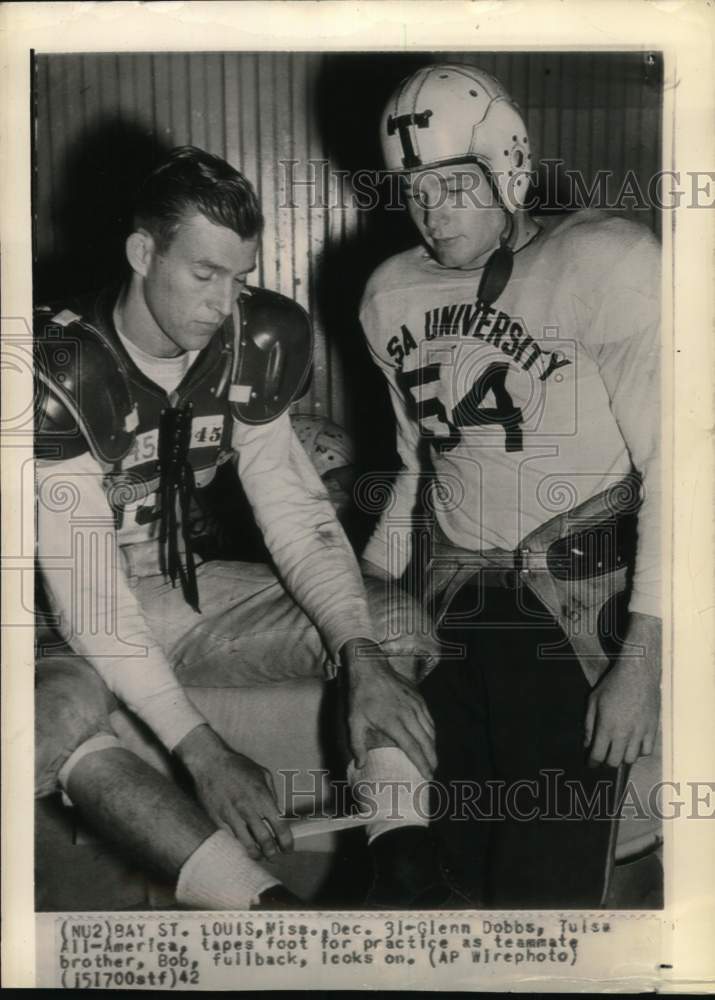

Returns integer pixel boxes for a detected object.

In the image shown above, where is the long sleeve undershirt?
[37,417,378,753]
[36,452,207,750]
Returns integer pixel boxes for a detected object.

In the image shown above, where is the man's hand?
[585,612,662,768]
[174,725,293,860]
[341,638,437,779]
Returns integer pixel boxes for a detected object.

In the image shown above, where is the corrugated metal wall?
[34,51,662,432]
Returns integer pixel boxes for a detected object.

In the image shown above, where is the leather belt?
[426,474,641,687]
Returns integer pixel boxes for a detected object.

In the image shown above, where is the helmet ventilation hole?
[469,89,478,96]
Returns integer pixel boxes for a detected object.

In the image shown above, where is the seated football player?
[34,146,454,910]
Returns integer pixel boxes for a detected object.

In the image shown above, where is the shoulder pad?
[34,307,138,465]
[228,286,313,425]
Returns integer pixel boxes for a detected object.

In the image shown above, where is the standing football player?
[34,146,452,910]
[359,64,661,907]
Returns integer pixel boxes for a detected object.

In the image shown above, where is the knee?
[37,657,114,735]
[35,658,115,797]
[362,577,442,683]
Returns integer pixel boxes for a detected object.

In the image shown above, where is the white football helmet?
[381,63,533,213]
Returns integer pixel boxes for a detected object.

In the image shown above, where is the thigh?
[166,561,329,687]
[164,564,442,690]
[360,576,442,685]
[131,559,259,653]
[35,655,117,798]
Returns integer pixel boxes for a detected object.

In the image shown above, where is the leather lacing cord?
[158,402,200,612]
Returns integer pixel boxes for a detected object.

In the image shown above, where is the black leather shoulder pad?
[228,286,313,425]
[34,305,138,466]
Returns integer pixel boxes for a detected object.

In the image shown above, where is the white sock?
[175,830,280,909]
[347,747,429,844]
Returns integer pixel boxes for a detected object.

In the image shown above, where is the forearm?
[629,502,661,618]
[268,512,378,656]
[590,230,661,618]
[361,468,421,580]
[234,416,378,657]
[362,359,425,580]
[339,635,387,670]
[621,611,662,675]
[174,722,229,774]
[595,331,661,617]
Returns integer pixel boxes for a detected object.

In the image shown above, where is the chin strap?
[477,212,516,306]
[476,213,544,306]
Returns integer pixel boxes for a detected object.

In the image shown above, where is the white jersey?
[360,210,661,618]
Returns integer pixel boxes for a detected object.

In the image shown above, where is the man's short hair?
[133,145,263,251]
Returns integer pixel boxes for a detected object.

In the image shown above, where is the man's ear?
[125,229,155,278]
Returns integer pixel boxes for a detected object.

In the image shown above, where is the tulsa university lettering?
[386,297,573,383]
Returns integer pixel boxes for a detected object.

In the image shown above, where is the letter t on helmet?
[381,63,533,214]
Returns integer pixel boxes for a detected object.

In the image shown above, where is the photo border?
[2,1,713,991]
